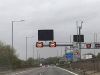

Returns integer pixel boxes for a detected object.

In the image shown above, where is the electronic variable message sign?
[38,30,54,41]
[73,35,84,42]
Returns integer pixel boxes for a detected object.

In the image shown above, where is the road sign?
[36,42,43,48]
[74,50,79,55]
[74,50,80,58]
[65,50,73,60]
[95,43,100,48]
[73,35,84,42]
[86,44,91,48]
[65,53,73,60]
[38,30,54,41]
[49,41,56,48]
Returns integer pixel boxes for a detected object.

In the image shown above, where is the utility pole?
[76,21,78,35]
[94,33,96,43]
[12,21,13,50]
[79,21,83,59]
[70,35,72,50]
[76,21,79,49]
[33,44,34,59]
[93,33,96,75]
[26,37,28,60]
[61,47,63,57]
[96,33,97,42]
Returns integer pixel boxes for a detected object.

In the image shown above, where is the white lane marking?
[15,71,27,75]
[57,67,78,75]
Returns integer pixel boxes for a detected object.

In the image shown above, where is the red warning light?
[86,44,91,48]
[49,41,56,48]
[36,42,43,48]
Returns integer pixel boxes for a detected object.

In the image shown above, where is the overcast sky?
[0,0,100,60]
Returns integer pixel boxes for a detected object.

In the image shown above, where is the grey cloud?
[0,0,100,59]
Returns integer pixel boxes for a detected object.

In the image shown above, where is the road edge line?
[57,67,78,75]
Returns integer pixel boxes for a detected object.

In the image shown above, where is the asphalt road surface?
[6,66,78,75]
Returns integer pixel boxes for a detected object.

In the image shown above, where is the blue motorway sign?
[65,52,73,60]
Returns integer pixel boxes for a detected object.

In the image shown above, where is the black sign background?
[95,44,100,48]
[38,30,54,41]
[73,35,84,42]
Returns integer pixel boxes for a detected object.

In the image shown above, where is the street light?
[25,36,34,60]
[12,20,24,49]
[11,20,24,70]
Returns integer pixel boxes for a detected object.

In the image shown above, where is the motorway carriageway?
[4,66,78,75]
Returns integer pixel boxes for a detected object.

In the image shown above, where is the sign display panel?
[36,42,43,48]
[65,50,73,60]
[86,44,91,48]
[38,30,54,41]
[49,42,56,47]
[95,43,100,48]
[73,35,84,42]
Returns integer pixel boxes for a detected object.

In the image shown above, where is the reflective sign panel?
[36,42,43,48]
[49,42,56,48]
[95,44,100,48]
[65,53,73,59]
[86,44,91,48]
